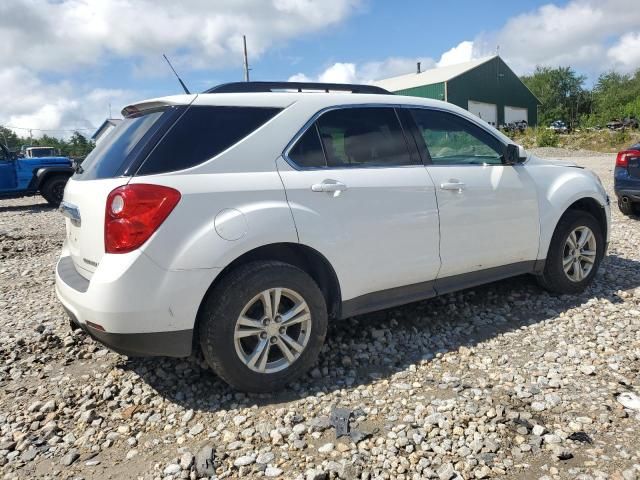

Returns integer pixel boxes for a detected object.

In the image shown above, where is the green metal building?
[375,56,541,127]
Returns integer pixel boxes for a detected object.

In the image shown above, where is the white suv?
[55,81,610,392]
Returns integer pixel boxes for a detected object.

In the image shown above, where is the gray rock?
[265,466,283,477]
[180,452,194,469]
[532,425,546,436]
[61,450,79,466]
[234,454,256,467]
[437,462,456,480]
[194,445,216,477]
[164,463,181,475]
[188,423,204,436]
[21,448,38,462]
[306,469,328,480]
[256,452,275,465]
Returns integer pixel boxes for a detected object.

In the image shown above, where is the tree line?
[0,126,95,159]
[521,66,640,128]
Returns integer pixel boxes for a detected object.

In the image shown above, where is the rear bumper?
[55,245,220,358]
[64,306,193,357]
[615,189,640,202]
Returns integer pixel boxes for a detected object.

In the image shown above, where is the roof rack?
[204,81,391,95]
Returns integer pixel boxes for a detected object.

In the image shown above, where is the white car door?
[277,106,441,316]
[407,107,540,289]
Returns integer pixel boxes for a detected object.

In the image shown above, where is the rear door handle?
[311,181,348,193]
[440,180,465,191]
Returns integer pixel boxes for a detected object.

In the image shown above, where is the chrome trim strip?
[59,201,81,226]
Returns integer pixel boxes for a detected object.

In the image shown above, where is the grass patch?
[508,128,640,152]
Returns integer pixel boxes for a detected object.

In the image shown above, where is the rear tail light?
[616,150,640,168]
[105,184,181,253]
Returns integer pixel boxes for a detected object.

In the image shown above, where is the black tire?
[198,261,328,392]
[537,210,605,294]
[41,175,69,206]
[618,197,638,216]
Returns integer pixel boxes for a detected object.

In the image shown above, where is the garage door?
[504,106,528,124]
[468,100,497,126]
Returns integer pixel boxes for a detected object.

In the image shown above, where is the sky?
[1,0,640,139]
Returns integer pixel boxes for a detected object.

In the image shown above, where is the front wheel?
[198,261,328,392]
[537,210,605,294]
[41,175,69,206]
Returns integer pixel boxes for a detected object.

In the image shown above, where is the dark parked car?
[549,120,569,134]
[615,143,640,215]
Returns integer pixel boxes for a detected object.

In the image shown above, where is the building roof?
[91,118,122,140]
[374,56,497,92]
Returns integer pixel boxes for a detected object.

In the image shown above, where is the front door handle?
[440,180,465,191]
[311,181,348,193]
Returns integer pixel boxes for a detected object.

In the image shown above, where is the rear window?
[29,148,57,157]
[137,106,282,175]
[75,108,171,180]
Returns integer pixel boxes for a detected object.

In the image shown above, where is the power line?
[0,124,96,133]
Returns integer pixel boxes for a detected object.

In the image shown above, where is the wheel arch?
[565,197,608,241]
[32,166,74,190]
[541,194,608,260]
[194,242,342,348]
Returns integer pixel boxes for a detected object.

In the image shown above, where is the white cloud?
[0,67,139,138]
[474,0,640,74]
[291,0,640,89]
[317,63,358,83]
[0,0,361,73]
[288,56,436,84]
[607,32,640,73]
[0,0,359,137]
[436,41,475,67]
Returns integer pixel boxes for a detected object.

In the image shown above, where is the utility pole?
[242,35,250,82]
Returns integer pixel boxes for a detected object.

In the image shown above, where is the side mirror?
[503,144,527,165]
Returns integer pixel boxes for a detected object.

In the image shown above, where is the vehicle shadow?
[0,202,54,213]
[120,253,640,413]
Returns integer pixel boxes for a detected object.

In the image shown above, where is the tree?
[0,126,95,159]
[521,66,588,127]
[0,126,21,150]
[590,70,640,125]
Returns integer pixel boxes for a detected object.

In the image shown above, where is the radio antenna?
[163,54,191,94]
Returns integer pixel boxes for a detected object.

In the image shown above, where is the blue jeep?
[0,143,74,206]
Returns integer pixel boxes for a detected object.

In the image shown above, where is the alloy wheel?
[233,288,311,373]
[563,226,597,282]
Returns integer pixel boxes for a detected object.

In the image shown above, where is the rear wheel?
[537,210,604,294]
[41,175,69,206]
[198,261,328,392]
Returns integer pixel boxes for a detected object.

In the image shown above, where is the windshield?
[29,148,57,157]
[75,109,168,180]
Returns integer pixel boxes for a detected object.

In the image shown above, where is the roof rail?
[204,81,391,95]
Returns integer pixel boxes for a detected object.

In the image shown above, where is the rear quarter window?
[136,106,282,175]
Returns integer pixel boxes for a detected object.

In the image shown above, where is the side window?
[410,109,504,165]
[138,106,281,175]
[316,107,417,168]
[288,125,326,168]
[0,148,7,161]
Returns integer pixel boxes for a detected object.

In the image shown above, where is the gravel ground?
[1,149,639,480]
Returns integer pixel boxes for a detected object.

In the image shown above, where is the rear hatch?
[62,100,190,279]
[616,144,640,180]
